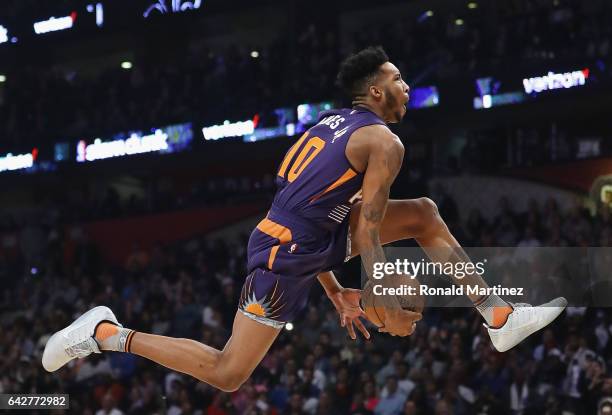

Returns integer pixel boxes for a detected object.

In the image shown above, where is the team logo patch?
[243,294,270,317]
[239,272,285,319]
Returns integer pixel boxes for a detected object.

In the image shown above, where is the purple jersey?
[272,107,386,231]
[239,107,385,325]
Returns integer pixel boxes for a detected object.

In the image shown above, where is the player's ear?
[368,84,383,100]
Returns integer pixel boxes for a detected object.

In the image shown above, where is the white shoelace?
[64,323,100,357]
[65,339,96,358]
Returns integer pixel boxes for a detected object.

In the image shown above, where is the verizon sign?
[0,152,34,172]
[523,68,589,94]
[33,15,75,35]
[202,119,255,141]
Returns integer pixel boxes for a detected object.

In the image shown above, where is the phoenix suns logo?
[239,272,285,319]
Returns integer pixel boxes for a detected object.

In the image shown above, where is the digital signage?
[76,122,193,162]
[408,86,440,109]
[523,68,590,94]
[474,67,592,109]
[143,0,203,18]
[0,151,36,173]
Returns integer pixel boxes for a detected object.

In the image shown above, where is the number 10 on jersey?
[278,133,326,182]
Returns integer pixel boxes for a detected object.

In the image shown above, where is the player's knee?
[416,197,443,231]
[417,197,439,216]
[211,353,251,392]
[216,370,248,392]
[190,350,247,392]
[217,380,242,393]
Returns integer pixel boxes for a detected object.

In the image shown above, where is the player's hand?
[378,308,422,337]
[328,288,370,340]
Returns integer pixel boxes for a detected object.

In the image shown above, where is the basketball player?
[43,47,566,392]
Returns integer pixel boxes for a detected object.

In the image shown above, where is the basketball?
[361,277,424,327]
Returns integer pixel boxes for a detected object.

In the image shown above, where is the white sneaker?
[42,306,121,372]
[487,297,567,352]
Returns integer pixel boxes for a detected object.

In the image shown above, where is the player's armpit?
[351,129,404,283]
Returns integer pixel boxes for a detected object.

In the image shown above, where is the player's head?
[336,46,410,123]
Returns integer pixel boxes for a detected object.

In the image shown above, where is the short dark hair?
[336,46,389,99]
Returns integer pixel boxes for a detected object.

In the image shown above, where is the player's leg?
[127,311,280,392]
[43,307,280,392]
[350,198,494,302]
[349,198,449,255]
[349,198,567,351]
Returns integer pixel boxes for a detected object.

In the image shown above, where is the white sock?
[94,322,136,352]
[474,294,513,328]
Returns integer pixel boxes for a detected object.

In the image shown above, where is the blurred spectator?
[95,393,124,415]
[375,376,407,415]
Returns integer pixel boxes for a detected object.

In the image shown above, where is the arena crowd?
[1,192,611,415]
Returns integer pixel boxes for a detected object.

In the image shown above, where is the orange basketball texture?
[361,278,424,328]
[362,281,386,327]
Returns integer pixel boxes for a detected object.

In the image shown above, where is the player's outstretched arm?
[350,127,421,337]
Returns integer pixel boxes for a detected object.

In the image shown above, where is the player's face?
[380,62,410,123]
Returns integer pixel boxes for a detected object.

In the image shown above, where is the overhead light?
[455,18,464,26]
[418,10,434,23]
[285,322,294,331]
[468,2,478,9]
[250,50,259,58]
[0,75,6,83]
[121,61,132,69]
